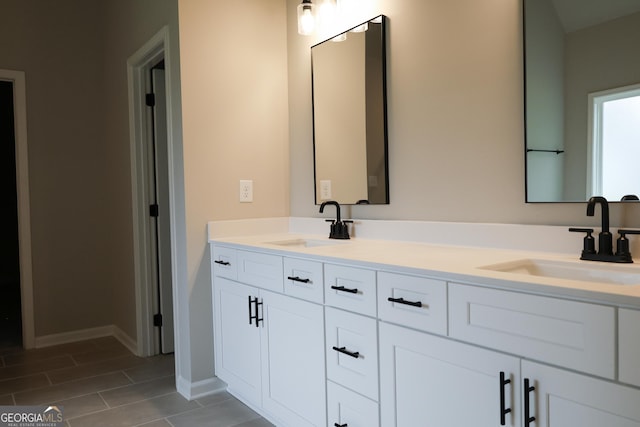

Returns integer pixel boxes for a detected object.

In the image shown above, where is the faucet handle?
[618,229,640,236]
[616,230,640,262]
[569,228,596,256]
[569,227,594,233]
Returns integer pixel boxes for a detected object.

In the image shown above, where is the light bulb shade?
[297,0,316,35]
[331,33,347,42]
[350,22,368,33]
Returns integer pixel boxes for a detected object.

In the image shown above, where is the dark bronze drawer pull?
[214,260,230,266]
[500,371,512,425]
[331,285,358,294]
[288,276,311,283]
[332,346,360,359]
[248,296,263,327]
[524,378,536,427]
[387,297,422,307]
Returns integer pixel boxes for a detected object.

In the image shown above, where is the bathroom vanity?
[209,219,640,427]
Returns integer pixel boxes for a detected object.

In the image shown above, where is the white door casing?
[128,27,178,358]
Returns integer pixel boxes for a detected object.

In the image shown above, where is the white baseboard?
[35,325,137,354]
[111,326,138,355]
[176,375,226,400]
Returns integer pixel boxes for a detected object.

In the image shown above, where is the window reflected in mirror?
[524,0,640,202]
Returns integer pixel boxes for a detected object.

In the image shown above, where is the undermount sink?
[265,238,346,248]
[480,259,640,286]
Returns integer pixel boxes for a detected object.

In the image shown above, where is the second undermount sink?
[265,238,347,248]
[480,258,640,286]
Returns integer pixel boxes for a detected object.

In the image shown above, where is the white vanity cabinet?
[212,247,326,427]
[211,239,640,427]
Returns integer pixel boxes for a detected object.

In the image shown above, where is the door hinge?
[153,313,163,327]
[145,93,155,107]
[149,204,159,217]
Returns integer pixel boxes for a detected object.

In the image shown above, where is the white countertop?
[209,230,640,309]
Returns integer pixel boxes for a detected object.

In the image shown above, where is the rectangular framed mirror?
[311,15,388,205]
[524,0,640,203]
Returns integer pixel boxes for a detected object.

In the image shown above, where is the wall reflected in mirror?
[525,0,640,202]
[312,15,388,205]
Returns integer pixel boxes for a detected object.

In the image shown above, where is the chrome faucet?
[319,201,352,239]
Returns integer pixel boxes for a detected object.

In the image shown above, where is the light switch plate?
[240,180,253,202]
[320,180,332,200]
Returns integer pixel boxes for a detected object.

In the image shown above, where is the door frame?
[0,69,35,349]
[127,27,177,357]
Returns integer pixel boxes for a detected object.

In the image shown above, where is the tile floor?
[0,337,272,427]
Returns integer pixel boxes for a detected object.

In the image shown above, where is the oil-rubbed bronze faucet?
[319,201,352,239]
[569,196,640,263]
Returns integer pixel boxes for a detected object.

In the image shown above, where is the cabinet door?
[522,360,640,427]
[619,308,640,387]
[213,278,261,406]
[260,290,326,427]
[380,322,520,427]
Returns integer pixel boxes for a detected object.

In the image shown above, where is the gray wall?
[177,0,290,385]
[0,1,111,337]
[0,0,177,340]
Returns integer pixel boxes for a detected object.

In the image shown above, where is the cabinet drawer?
[619,308,640,387]
[377,272,447,334]
[449,283,615,378]
[212,245,237,280]
[328,381,379,427]
[325,264,377,316]
[237,250,283,293]
[283,257,323,304]
[326,307,379,401]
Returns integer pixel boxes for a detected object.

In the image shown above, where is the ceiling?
[551,0,640,32]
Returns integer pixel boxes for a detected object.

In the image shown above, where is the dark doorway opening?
[0,80,22,349]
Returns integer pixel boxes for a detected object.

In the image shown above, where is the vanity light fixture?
[298,0,357,38]
[297,0,316,35]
